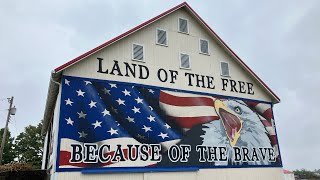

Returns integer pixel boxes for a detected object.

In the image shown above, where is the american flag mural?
[58,76,281,170]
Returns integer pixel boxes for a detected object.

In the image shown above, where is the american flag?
[58,75,278,169]
[59,76,203,168]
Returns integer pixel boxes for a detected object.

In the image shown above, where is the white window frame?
[199,38,210,55]
[179,52,191,70]
[178,17,189,34]
[132,43,145,62]
[156,28,168,46]
[220,61,230,77]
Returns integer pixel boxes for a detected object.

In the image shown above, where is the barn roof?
[53,2,280,103]
[42,2,280,135]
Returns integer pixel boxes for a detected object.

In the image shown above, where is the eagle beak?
[214,100,243,147]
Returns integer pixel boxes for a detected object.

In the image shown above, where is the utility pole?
[0,96,15,164]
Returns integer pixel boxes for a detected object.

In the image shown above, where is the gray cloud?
[0,0,318,170]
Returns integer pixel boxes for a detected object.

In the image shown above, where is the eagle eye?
[234,106,242,114]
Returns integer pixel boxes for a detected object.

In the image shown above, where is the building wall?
[63,8,272,102]
[56,168,284,180]
[50,7,281,180]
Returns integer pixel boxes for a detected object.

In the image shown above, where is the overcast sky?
[0,0,319,171]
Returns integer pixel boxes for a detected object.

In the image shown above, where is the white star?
[107,128,118,135]
[142,125,152,132]
[136,134,146,140]
[102,87,111,95]
[65,79,70,86]
[102,109,110,116]
[65,117,74,125]
[92,120,102,129]
[77,111,87,119]
[132,106,140,113]
[126,116,135,123]
[65,98,73,106]
[164,123,171,129]
[147,115,155,122]
[78,131,88,138]
[111,107,118,114]
[158,132,169,139]
[149,106,153,111]
[116,98,125,105]
[122,89,131,96]
[148,89,155,94]
[109,83,117,88]
[135,97,143,104]
[76,89,85,97]
[88,100,97,108]
[84,80,92,85]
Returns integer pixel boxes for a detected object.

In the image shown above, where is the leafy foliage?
[14,121,44,169]
[294,169,320,179]
[0,128,15,164]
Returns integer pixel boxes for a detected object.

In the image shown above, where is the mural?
[57,75,281,171]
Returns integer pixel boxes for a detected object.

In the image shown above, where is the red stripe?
[261,119,272,127]
[270,135,277,145]
[59,149,130,168]
[167,116,219,128]
[246,101,259,107]
[262,108,273,121]
[160,91,214,106]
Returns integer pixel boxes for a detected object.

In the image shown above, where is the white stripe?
[255,103,271,113]
[162,90,215,99]
[266,126,275,135]
[60,138,156,168]
[159,102,218,117]
[161,139,181,151]
[60,138,140,152]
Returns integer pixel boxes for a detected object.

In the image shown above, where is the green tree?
[14,121,44,169]
[0,128,15,164]
[294,169,319,179]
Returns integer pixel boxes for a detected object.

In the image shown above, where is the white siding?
[63,9,272,102]
[56,168,284,180]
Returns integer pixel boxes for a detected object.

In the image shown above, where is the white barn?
[41,2,283,180]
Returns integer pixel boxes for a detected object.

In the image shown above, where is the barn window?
[178,18,189,34]
[180,53,191,69]
[199,39,209,55]
[156,28,168,46]
[132,43,144,61]
[220,61,230,76]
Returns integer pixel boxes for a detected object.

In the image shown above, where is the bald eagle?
[201,99,272,165]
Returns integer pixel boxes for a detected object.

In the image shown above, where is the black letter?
[70,144,83,163]
[110,60,123,76]
[97,57,108,74]
[221,78,229,91]
[180,145,191,162]
[238,81,246,94]
[206,76,215,89]
[124,62,136,77]
[150,144,162,162]
[138,65,149,79]
[195,74,206,88]
[230,79,238,92]
[157,68,168,82]
[196,145,207,162]
[247,82,254,95]
[168,145,180,162]
[111,145,126,162]
[84,143,98,163]
[169,70,178,84]
[219,147,228,161]
[185,73,195,86]
[99,144,111,163]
